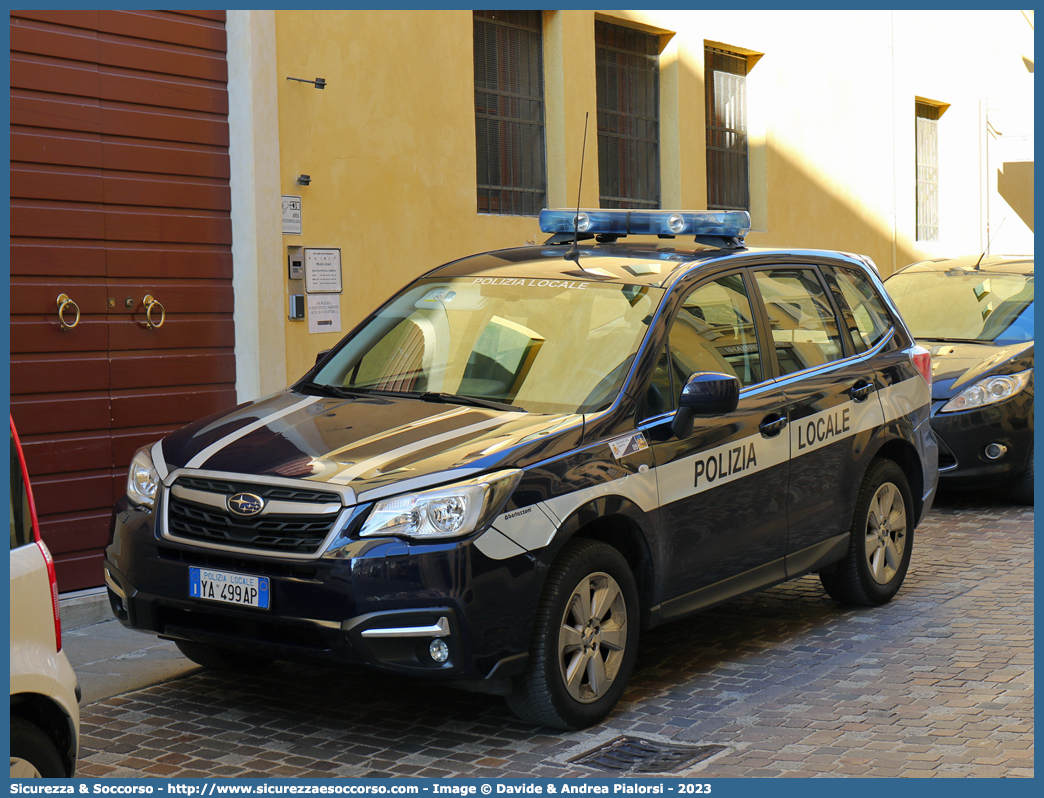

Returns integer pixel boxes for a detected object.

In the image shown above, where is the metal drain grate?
[570,736,726,774]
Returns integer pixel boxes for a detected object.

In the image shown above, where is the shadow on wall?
[998,161,1034,233]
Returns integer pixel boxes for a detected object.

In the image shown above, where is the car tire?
[10,716,66,778]
[174,640,273,672]
[505,539,639,730]
[1009,446,1034,506]
[820,458,914,606]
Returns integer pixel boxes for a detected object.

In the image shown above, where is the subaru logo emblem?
[227,492,265,517]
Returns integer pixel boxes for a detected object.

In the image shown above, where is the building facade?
[236,8,1033,399]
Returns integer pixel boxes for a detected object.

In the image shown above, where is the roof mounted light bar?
[539,209,751,243]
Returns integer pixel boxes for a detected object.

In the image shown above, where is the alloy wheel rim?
[557,571,628,703]
[10,757,43,778]
[864,482,907,584]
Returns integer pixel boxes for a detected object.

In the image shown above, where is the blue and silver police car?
[106,210,938,729]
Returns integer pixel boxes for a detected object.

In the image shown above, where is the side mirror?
[671,372,741,439]
[314,349,331,367]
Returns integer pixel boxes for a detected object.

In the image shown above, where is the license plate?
[189,567,270,610]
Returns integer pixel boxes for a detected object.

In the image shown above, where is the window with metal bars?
[595,21,660,209]
[473,10,546,216]
[705,47,749,211]
[915,101,940,241]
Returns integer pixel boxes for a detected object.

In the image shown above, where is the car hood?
[159,390,584,499]
[922,340,1034,400]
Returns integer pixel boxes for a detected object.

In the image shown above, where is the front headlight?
[357,469,523,541]
[939,369,1032,413]
[127,445,160,508]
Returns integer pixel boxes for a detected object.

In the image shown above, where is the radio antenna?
[564,111,589,265]
[974,217,1006,270]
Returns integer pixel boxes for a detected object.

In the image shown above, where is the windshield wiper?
[297,381,375,398]
[918,337,991,345]
[298,382,522,411]
[419,392,525,413]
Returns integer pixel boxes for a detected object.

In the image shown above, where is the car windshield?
[886,269,1034,344]
[311,276,665,414]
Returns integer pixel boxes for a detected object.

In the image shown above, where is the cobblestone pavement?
[76,491,1033,778]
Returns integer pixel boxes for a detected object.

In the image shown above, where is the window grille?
[705,47,749,211]
[474,10,546,216]
[915,102,940,242]
[595,21,660,209]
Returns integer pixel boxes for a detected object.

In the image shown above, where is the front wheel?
[820,458,914,606]
[10,717,66,778]
[505,540,639,729]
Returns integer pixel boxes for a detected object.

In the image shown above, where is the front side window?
[595,21,660,209]
[474,10,546,216]
[753,269,845,375]
[666,274,764,391]
[315,278,665,415]
[886,268,1034,344]
[705,47,749,211]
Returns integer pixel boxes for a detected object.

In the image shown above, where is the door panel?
[110,352,236,389]
[649,385,791,606]
[10,9,234,591]
[750,266,885,560]
[9,396,111,436]
[20,434,112,476]
[12,243,107,276]
[646,271,790,612]
[11,356,109,394]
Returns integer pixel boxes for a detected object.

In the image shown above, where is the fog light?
[429,639,449,663]
[985,443,1008,460]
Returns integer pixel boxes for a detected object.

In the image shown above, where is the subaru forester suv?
[106,210,938,729]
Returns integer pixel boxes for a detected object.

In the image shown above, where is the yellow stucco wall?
[272,9,1034,379]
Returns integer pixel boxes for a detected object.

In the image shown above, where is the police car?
[105,209,938,729]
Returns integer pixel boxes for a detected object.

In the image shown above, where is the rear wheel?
[10,716,65,778]
[820,459,914,606]
[506,540,639,729]
[174,640,273,672]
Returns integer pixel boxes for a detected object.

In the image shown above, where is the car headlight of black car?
[939,368,1032,413]
[126,445,161,508]
[354,469,523,542]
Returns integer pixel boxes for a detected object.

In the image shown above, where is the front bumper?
[930,392,1033,485]
[105,498,541,692]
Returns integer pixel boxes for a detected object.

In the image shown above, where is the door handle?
[850,380,876,402]
[56,293,80,331]
[143,294,165,329]
[759,415,788,438]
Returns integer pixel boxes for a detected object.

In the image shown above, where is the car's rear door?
[748,264,886,574]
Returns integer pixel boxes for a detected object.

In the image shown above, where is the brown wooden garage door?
[10,10,237,592]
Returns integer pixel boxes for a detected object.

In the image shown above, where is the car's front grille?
[174,476,340,504]
[166,477,342,555]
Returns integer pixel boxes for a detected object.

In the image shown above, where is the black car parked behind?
[885,255,1033,504]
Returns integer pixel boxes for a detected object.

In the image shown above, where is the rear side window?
[752,268,845,375]
[824,266,894,352]
[10,431,34,550]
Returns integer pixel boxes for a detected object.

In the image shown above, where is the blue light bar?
[539,209,751,239]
